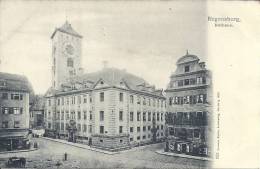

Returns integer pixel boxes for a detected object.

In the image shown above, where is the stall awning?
[0,130,28,139]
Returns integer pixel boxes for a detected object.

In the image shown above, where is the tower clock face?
[63,43,74,55]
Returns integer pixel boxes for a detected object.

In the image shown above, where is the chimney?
[102,60,108,69]
[199,62,206,69]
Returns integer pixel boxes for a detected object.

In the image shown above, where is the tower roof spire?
[51,21,82,39]
[186,49,189,55]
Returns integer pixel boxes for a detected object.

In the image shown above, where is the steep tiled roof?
[177,51,199,65]
[51,21,82,39]
[48,67,164,97]
[77,68,147,90]
[0,72,32,92]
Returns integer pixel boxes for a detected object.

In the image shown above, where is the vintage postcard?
[0,0,259,168]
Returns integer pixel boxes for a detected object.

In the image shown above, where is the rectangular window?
[178,80,184,87]
[161,113,163,121]
[148,112,151,121]
[119,93,123,102]
[100,126,104,134]
[130,112,134,121]
[130,95,134,104]
[143,112,146,121]
[194,129,200,138]
[78,111,81,120]
[83,124,87,132]
[57,99,60,105]
[137,96,141,104]
[14,108,21,114]
[130,138,133,142]
[83,95,87,103]
[89,111,93,120]
[57,111,60,119]
[119,111,123,121]
[143,97,146,105]
[143,126,146,131]
[84,111,87,120]
[48,99,51,106]
[61,97,64,105]
[61,123,64,131]
[202,76,206,84]
[157,113,160,121]
[100,92,104,102]
[143,135,146,140]
[77,95,81,104]
[77,124,81,132]
[148,126,151,131]
[11,93,22,100]
[184,79,190,85]
[89,125,92,133]
[119,126,123,133]
[197,77,203,84]
[130,127,133,133]
[137,136,140,140]
[2,121,8,128]
[161,125,164,130]
[61,111,64,120]
[137,112,141,121]
[2,93,8,99]
[190,78,196,85]
[169,97,173,105]
[100,111,104,121]
[137,127,140,132]
[185,65,190,72]
[66,111,69,120]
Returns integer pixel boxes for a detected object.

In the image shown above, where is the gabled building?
[0,72,32,151]
[44,21,166,151]
[165,51,212,157]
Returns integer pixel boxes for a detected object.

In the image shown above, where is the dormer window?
[0,81,6,87]
[184,65,190,73]
[100,81,104,85]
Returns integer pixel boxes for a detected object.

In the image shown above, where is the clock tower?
[51,21,83,89]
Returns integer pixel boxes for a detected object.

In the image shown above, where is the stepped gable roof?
[176,51,200,65]
[76,67,148,90]
[51,21,82,39]
[0,72,32,92]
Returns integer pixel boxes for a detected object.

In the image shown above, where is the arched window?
[67,58,74,67]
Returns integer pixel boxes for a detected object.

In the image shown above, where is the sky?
[0,0,207,94]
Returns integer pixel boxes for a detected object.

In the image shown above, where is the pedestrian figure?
[20,157,26,168]
[64,152,68,161]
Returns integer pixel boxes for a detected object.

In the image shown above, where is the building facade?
[0,72,31,151]
[44,21,166,151]
[29,95,45,129]
[165,52,212,157]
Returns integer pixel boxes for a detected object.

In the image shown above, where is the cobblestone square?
[0,138,210,169]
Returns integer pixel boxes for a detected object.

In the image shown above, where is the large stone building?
[0,72,32,151]
[165,52,212,156]
[44,21,166,151]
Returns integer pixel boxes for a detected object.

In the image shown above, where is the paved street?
[0,137,210,168]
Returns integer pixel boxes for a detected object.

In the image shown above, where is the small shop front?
[0,129,30,152]
[167,139,209,157]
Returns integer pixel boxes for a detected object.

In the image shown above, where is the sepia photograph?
[2,0,259,168]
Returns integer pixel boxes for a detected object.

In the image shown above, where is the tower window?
[67,58,74,67]
[184,65,190,72]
